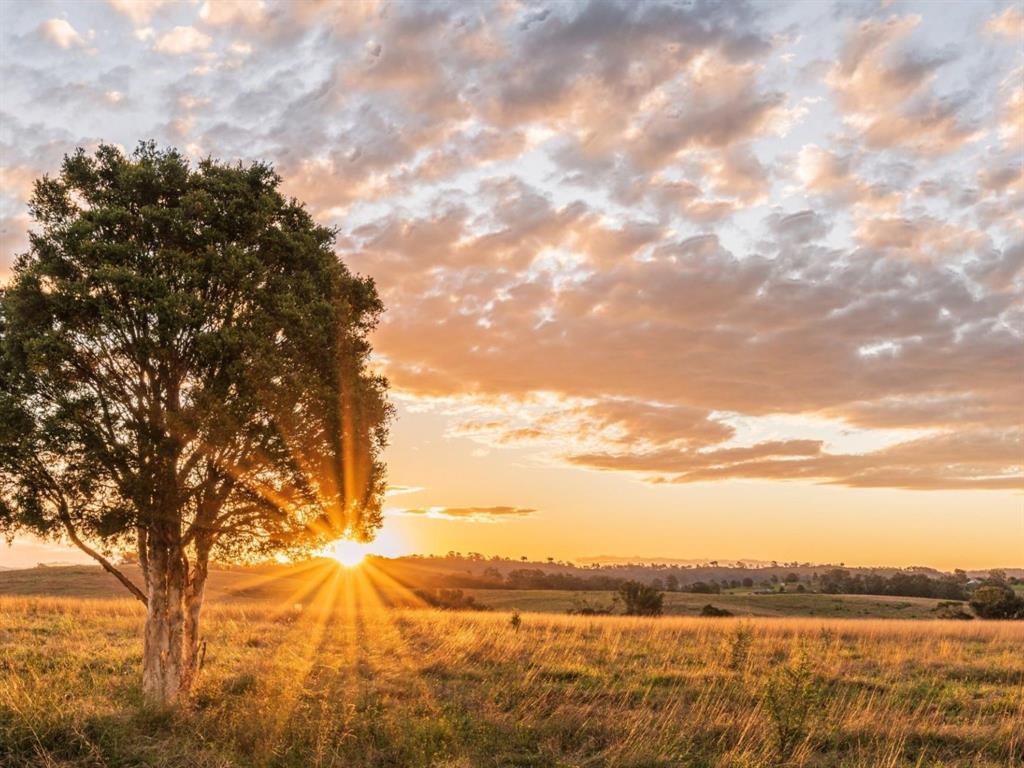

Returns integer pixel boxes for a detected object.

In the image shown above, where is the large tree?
[0,143,391,705]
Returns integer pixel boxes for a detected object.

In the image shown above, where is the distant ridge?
[580,556,778,567]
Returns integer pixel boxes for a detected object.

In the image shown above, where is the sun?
[323,538,372,568]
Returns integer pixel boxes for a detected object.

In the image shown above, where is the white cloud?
[107,0,174,26]
[199,0,266,27]
[38,19,88,50]
[154,26,212,55]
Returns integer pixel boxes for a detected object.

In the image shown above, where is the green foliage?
[0,142,392,564]
[683,580,720,594]
[726,624,753,671]
[414,588,489,611]
[617,580,664,616]
[700,604,733,617]
[969,585,1024,619]
[567,594,616,615]
[819,569,966,600]
[761,647,826,763]
[933,600,973,620]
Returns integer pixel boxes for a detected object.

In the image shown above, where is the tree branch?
[137,526,150,590]
[57,503,148,606]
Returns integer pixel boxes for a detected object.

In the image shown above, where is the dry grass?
[0,565,956,620]
[1,594,1022,767]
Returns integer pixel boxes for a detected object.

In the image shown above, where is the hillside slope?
[0,564,957,619]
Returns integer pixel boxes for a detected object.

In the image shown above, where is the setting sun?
[323,539,372,568]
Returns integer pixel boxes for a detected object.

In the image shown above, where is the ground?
[1,570,1021,767]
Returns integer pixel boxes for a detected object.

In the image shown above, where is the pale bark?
[141,531,208,706]
[180,536,210,695]
[142,539,177,704]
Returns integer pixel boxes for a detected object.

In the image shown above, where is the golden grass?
[1,595,1022,767]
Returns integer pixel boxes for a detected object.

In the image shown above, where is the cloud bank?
[1,0,1021,494]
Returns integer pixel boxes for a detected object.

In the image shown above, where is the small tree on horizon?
[0,143,392,705]
[970,585,1024,619]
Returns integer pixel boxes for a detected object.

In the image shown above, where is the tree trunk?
[142,535,207,706]
[180,538,211,695]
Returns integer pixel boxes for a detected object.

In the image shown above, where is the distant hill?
[382,554,1024,584]
[0,563,974,620]
[2,556,1016,605]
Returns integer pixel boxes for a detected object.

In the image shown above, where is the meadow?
[0,565,965,620]
[2,588,1021,768]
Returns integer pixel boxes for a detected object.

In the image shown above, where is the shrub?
[414,589,490,611]
[685,581,720,594]
[617,581,664,616]
[568,596,616,615]
[934,601,973,620]
[970,585,1024,619]
[762,647,826,762]
[700,604,733,617]
[727,624,753,671]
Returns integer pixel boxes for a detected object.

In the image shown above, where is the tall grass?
[1,596,1021,767]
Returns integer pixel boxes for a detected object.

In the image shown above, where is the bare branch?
[58,502,148,606]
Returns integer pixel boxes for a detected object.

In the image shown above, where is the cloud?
[767,210,829,245]
[37,19,89,49]
[199,0,266,27]
[854,216,987,260]
[154,26,212,55]
[3,0,1020,496]
[986,6,1024,39]
[826,15,977,154]
[567,429,1023,491]
[794,143,901,213]
[393,506,537,522]
[349,171,1021,491]
[106,0,172,26]
[385,485,425,497]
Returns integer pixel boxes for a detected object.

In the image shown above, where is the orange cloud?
[826,15,978,155]
[37,19,90,50]
[394,506,536,522]
[986,6,1024,39]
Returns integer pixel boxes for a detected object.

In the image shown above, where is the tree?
[987,569,1007,584]
[686,580,720,594]
[0,143,391,705]
[969,585,1024,619]
[618,580,664,616]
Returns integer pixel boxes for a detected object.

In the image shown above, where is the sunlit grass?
[1,591,1021,767]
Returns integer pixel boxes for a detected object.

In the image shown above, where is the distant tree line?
[818,569,967,600]
[379,559,1022,619]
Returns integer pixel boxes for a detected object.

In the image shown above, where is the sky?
[0,0,1022,571]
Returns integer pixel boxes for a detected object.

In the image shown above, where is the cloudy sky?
[1,0,1022,569]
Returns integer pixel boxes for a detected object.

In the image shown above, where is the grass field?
[464,589,950,619]
[0,565,960,620]
[1,588,1021,767]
